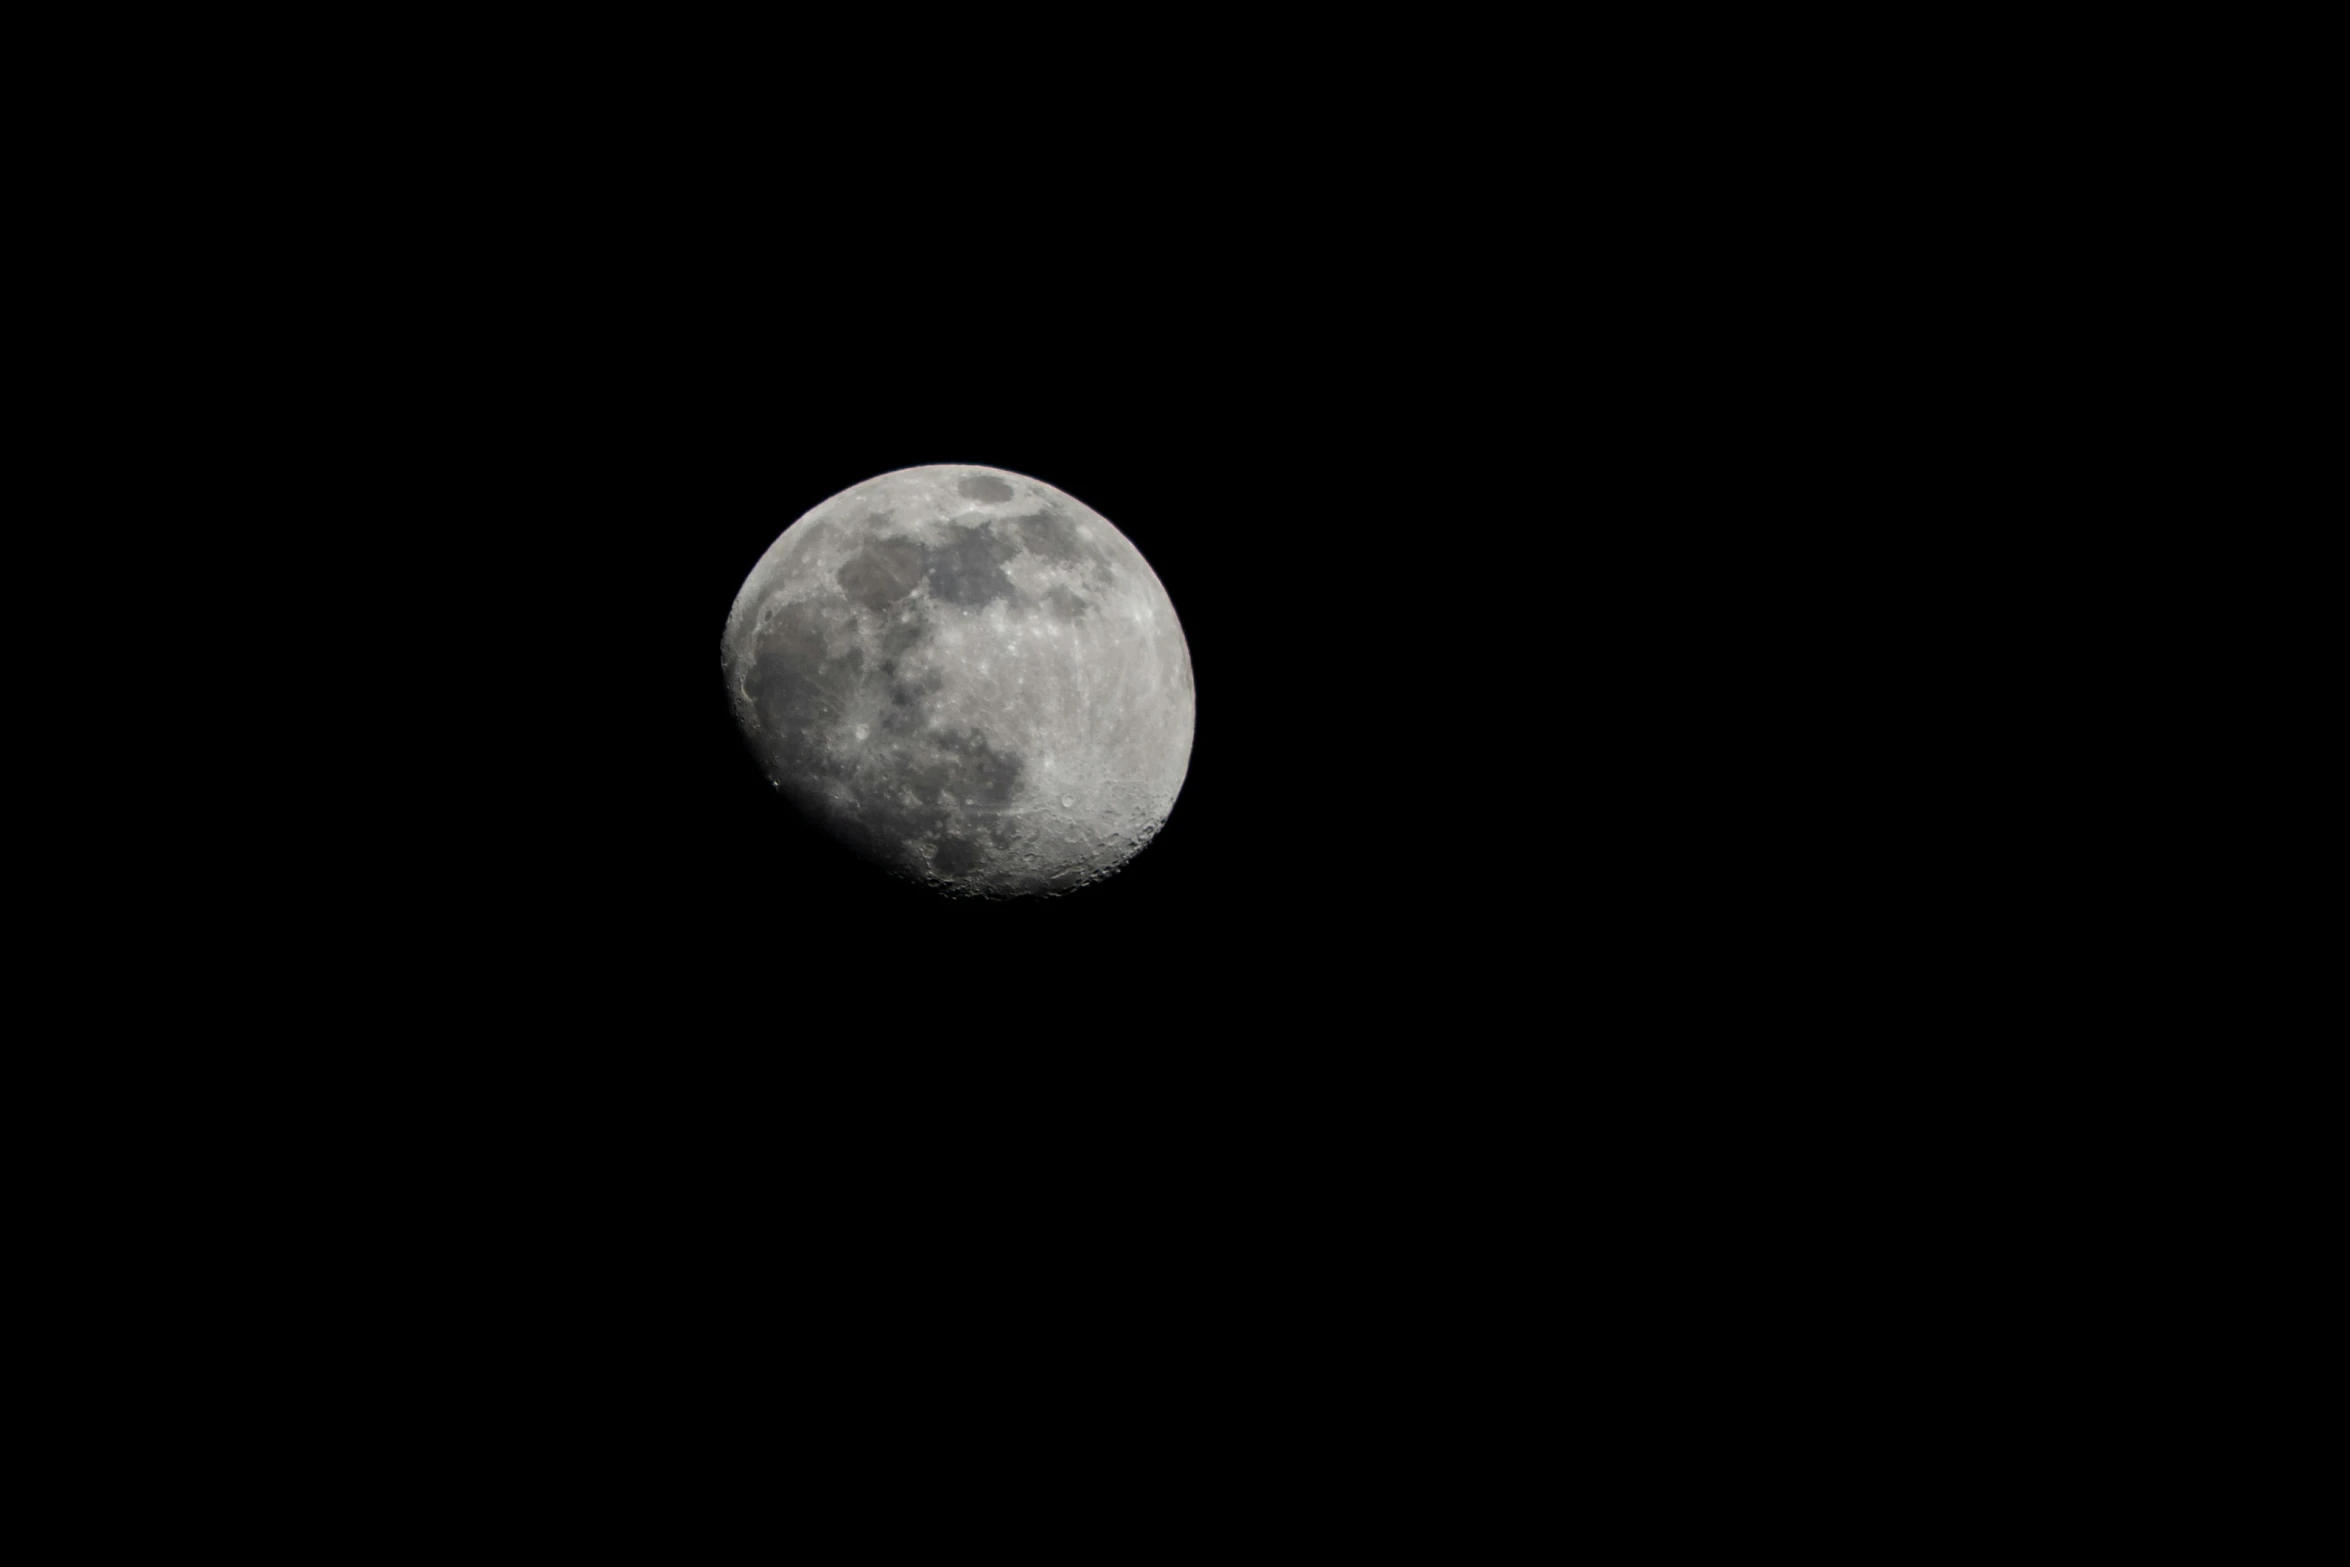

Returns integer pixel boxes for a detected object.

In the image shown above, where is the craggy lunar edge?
[721,465,1195,898]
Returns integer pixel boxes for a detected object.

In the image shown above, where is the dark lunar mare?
[922,519,1023,608]
[740,523,1038,884]
[835,534,922,612]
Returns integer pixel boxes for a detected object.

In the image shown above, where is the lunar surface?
[722,465,1194,897]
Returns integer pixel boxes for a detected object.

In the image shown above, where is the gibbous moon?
[722,465,1194,897]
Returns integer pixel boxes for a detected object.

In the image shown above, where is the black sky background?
[61,38,1999,1480]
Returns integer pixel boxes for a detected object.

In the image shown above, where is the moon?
[721,465,1195,897]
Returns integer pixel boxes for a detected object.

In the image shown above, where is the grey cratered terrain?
[722,465,1194,897]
